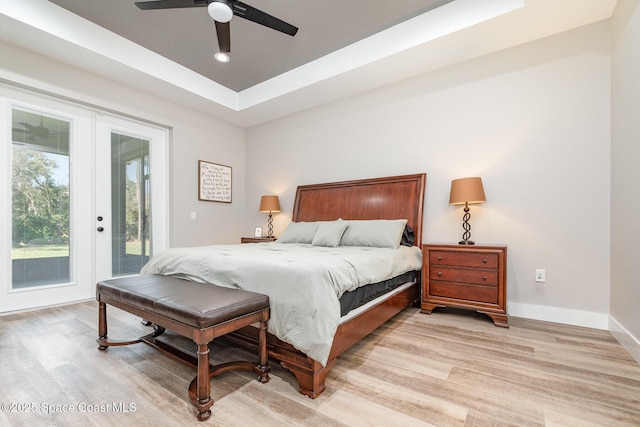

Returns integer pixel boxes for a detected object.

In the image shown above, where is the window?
[11,108,71,288]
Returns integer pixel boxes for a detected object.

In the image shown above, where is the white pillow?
[276,221,321,244]
[339,219,408,248]
[312,221,349,247]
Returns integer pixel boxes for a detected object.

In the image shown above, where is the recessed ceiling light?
[214,52,230,63]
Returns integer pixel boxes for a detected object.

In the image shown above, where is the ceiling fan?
[12,122,71,147]
[17,122,51,142]
[134,0,298,62]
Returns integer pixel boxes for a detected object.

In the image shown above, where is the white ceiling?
[0,0,618,127]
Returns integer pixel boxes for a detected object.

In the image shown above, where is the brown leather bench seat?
[96,274,270,421]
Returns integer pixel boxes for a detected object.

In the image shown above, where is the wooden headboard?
[292,173,426,247]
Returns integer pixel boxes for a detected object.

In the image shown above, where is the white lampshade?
[208,1,233,23]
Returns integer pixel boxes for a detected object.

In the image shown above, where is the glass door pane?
[11,108,71,289]
[111,132,151,276]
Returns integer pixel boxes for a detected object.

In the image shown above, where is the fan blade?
[135,0,207,10]
[215,21,231,53]
[233,1,298,36]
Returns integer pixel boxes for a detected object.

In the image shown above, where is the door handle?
[97,227,104,232]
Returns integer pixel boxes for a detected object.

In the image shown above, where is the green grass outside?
[12,245,69,259]
[127,240,150,256]
[12,240,149,259]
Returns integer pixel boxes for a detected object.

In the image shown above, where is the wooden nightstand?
[240,237,276,243]
[421,243,508,327]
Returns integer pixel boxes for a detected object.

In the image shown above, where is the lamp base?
[459,240,475,245]
[267,213,274,238]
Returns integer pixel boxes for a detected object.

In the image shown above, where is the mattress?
[339,270,417,316]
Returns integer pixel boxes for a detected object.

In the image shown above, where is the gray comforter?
[140,242,422,365]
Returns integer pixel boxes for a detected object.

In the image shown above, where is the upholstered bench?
[96,274,270,421]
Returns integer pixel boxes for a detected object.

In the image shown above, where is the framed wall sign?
[198,160,232,203]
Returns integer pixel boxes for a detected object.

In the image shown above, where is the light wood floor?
[1,301,639,427]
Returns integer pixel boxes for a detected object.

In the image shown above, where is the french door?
[0,86,168,313]
[94,115,168,283]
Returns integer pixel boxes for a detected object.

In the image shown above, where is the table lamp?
[449,177,486,245]
[259,195,281,238]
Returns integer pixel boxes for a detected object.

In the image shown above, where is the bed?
[143,173,426,398]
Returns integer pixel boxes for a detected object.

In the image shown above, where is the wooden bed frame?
[225,173,426,398]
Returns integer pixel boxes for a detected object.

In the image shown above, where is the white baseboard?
[508,302,609,330]
[509,302,640,365]
[0,297,94,317]
[609,316,640,365]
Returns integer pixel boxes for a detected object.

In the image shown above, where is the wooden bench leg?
[96,301,166,349]
[98,302,109,350]
[256,316,270,383]
[188,342,214,421]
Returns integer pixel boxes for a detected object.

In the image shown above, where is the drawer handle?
[483,258,488,264]
[437,256,443,261]
[483,276,488,281]
[437,272,442,277]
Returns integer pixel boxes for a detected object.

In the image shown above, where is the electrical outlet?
[190,211,197,220]
[535,269,546,283]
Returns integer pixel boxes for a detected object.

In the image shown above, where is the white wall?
[0,40,246,247]
[610,0,640,362]
[246,22,612,327]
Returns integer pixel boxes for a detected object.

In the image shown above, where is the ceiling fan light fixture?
[214,52,230,63]
[208,1,233,23]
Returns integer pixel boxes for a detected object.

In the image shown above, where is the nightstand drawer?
[429,281,498,304]
[429,266,498,286]
[429,250,498,269]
